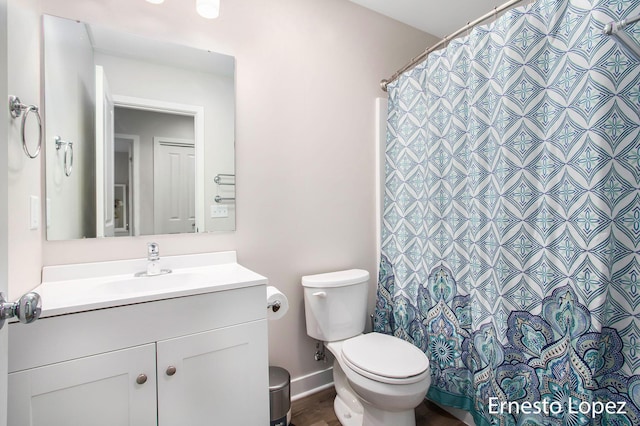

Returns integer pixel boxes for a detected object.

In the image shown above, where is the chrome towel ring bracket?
[55,136,74,177]
[9,95,42,159]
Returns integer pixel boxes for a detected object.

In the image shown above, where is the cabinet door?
[8,344,157,426]
[157,320,269,425]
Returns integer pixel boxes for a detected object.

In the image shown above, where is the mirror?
[43,14,236,241]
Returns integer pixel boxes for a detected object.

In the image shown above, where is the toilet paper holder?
[266,286,288,320]
[267,300,281,313]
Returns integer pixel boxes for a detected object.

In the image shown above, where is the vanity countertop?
[31,251,267,318]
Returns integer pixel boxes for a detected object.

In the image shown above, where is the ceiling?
[348,0,509,38]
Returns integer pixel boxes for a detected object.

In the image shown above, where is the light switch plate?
[211,204,228,218]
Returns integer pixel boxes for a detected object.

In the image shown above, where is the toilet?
[302,269,431,426]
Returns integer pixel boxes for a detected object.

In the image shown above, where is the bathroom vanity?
[6,251,269,425]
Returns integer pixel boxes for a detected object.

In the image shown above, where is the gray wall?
[114,108,194,235]
[43,15,97,240]
[96,51,235,232]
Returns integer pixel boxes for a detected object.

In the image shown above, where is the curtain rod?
[604,14,640,60]
[604,14,640,34]
[380,0,525,92]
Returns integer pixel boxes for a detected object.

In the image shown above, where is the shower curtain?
[375,0,640,425]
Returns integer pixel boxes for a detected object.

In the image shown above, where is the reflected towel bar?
[214,195,235,203]
[214,174,235,186]
[55,136,74,177]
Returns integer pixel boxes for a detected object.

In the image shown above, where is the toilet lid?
[341,333,429,381]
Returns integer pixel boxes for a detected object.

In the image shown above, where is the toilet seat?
[341,333,429,385]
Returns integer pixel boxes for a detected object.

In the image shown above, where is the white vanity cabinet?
[157,321,267,424]
[9,344,158,425]
[7,281,269,426]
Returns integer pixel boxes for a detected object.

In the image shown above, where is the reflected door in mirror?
[154,139,196,234]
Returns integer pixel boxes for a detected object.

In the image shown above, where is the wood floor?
[290,387,467,426]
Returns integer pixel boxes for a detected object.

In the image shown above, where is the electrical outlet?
[211,204,228,218]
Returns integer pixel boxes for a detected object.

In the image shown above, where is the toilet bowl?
[302,270,431,426]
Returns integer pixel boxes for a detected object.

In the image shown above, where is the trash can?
[269,366,291,426]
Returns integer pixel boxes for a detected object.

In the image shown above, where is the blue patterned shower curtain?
[375,0,640,425]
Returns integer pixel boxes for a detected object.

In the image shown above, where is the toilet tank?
[302,269,370,342]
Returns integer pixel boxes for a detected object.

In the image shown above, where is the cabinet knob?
[136,374,148,385]
[166,366,177,376]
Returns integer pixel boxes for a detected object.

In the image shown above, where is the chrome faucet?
[148,242,160,262]
[136,242,172,277]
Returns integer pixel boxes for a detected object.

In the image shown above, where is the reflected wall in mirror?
[43,14,236,241]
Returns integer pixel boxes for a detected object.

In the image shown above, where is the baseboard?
[291,366,334,402]
[433,401,476,425]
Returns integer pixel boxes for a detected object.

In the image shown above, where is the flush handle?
[166,366,177,376]
[312,291,327,298]
[0,292,42,330]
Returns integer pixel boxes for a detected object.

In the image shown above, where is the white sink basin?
[31,251,267,318]
[97,271,209,294]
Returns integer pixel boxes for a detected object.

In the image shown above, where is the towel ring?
[9,96,42,159]
[55,136,74,177]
